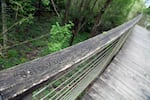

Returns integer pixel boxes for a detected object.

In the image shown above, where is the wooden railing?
[0,15,142,100]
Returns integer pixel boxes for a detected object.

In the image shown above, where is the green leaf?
[48,21,74,52]
[42,0,50,6]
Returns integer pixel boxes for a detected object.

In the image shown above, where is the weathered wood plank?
[82,25,150,100]
[84,88,106,100]
[0,15,142,99]
[89,79,126,100]
[100,65,143,100]
[117,42,150,75]
[106,62,150,100]
[115,58,150,84]
[82,93,99,100]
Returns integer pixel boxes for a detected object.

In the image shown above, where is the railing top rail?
[0,14,142,100]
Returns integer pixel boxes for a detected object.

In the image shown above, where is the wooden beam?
[0,14,142,100]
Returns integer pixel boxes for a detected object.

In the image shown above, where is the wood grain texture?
[0,15,142,100]
[82,25,150,100]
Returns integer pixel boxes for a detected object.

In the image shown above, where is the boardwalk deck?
[82,25,150,100]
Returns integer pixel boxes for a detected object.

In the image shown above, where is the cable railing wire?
[33,38,120,100]
[0,14,142,100]
[53,38,120,100]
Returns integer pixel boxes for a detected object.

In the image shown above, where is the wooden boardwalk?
[82,25,150,100]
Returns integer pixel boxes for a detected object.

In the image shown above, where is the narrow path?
[82,25,150,100]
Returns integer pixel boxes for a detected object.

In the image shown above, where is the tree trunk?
[90,0,113,36]
[78,0,86,13]
[70,0,91,46]
[69,31,75,46]
[51,0,60,17]
[91,0,98,11]
[63,0,72,24]
[76,0,91,33]
[38,0,41,20]
[1,0,7,52]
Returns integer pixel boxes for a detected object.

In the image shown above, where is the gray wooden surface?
[0,15,142,100]
[82,25,150,100]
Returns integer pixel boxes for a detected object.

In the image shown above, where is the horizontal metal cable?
[33,47,107,99]
[33,38,120,100]
[32,40,116,98]
[58,35,129,100]
[54,40,119,100]
[54,51,112,100]
[33,40,119,99]
[49,40,119,100]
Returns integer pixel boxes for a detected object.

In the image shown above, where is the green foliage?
[73,32,90,44]
[50,16,62,25]
[0,0,145,70]
[10,0,35,16]
[143,8,150,30]
[32,40,47,47]
[42,0,50,6]
[0,57,20,69]
[48,21,74,52]
[99,0,144,31]
[0,50,27,69]
[69,0,102,33]
[9,0,35,25]
[127,0,145,19]
[19,14,34,24]
[41,47,50,56]
[144,8,150,14]
[7,50,18,57]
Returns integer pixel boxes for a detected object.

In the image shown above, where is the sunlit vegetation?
[0,0,145,69]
